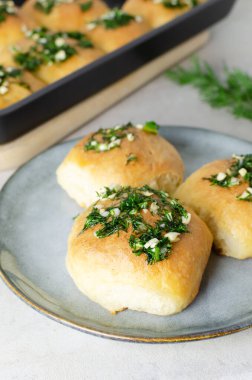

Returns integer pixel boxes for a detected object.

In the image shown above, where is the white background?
[1,1,252,379]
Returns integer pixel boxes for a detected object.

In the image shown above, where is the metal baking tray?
[0,0,236,143]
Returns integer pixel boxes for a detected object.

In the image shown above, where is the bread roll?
[175,155,252,259]
[123,0,202,28]
[0,65,44,109]
[0,2,24,49]
[12,28,104,84]
[56,122,184,207]
[67,186,212,315]
[20,0,109,31]
[35,47,103,83]
[84,8,150,52]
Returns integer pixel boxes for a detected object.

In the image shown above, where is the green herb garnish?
[84,121,160,152]
[81,186,190,264]
[80,0,92,12]
[34,0,78,14]
[142,121,160,134]
[35,0,56,14]
[87,8,140,30]
[0,0,16,23]
[14,27,93,72]
[161,0,198,9]
[0,65,30,95]
[166,57,252,122]
[126,153,137,165]
[204,154,252,202]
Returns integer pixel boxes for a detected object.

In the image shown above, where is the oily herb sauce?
[81,186,191,264]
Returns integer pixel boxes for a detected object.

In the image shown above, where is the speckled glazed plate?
[1,126,252,343]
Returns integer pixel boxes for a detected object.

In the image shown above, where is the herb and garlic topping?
[84,121,160,153]
[205,154,252,202]
[80,185,190,264]
[152,0,198,8]
[87,8,142,31]
[14,27,93,71]
[35,0,93,14]
[0,0,16,23]
[0,65,30,96]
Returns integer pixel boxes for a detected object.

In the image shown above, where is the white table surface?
[1,1,252,379]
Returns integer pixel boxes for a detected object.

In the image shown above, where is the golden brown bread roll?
[123,0,202,28]
[67,186,212,315]
[0,65,44,109]
[83,8,150,52]
[12,27,104,84]
[20,0,109,31]
[56,122,184,207]
[175,154,252,259]
[0,1,24,49]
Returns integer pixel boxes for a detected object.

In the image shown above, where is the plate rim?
[1,125,252,343]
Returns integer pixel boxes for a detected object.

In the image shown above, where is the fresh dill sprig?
[166,57,252,121]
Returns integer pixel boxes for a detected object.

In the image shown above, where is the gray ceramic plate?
[1,126,252,343]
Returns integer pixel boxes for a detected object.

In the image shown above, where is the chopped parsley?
[142,120,160,134]
[80,0,92,12]
[161,0,199,8]
[14,27,93,72]
[204,154,252,202]
[84,121,160,152]
[34,0,72,14]
[80,185,190,264]
[126,153,137,165]
[152,0,198,9]
[0,65,30,96]
[0,0,16,23]
[87,8,141,30]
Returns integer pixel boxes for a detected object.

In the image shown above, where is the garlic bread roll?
[123,0,202,29]
[175,155,252,259]
[0,65,44,109]
[84,8,150,52]
[0,1,24,49]
[36,48,103,83]
[20,0,109,31]
[12,28,104,84]
[67,186,212,315]
[56,122,184,207]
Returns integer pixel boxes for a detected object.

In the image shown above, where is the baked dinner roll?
[175,154,252,260]
[56,122,184,207]
[20,0,109,32]
[67,186,212,315]
[123,0,202,29]
[12,27,104,84]
[84,8,150,52]
[0,65,44,109]
[0,1,24,49]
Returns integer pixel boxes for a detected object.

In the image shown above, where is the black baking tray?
[0,0,236,143]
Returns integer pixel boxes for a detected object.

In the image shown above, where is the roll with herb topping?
[56,122,184,207]
[175,154,252,259]
[20,0,109,31]
[0,65,44,109]
[0,0,24,49]
[67,186,212,315]
[12,27,104,84]
[83,8,150,52]
[123,0,201,29]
